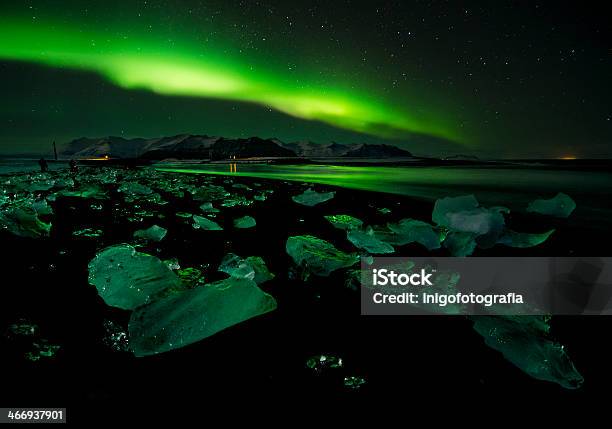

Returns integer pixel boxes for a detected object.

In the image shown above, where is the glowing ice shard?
[497,229,555,248]
[0,207,51,238]
[306,354,343,374]
[347,227,395,254]
[432,194,479,226]
[199,202,219,213]
[129,277,277,356]
[472,316,583,389]
[56,185,107,199]
[72,227,103,238]
[221,195,253,207]
[344,376,367,390]
[433,195,506,250]
[386,218,441,250]
[118,182,153,196]
[191,185,229,202]
[87,244,181,310]
[292,188,335,206]
[133,225,168,242]
[527,192,576,218]
[443,231,477,257]
[219,253,274,285]
[192,215,223,230]
[324,214,363,231]
[286,235,358,277]
[234,215,256,229]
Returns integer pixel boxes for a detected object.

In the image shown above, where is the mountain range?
[61,134,413,160]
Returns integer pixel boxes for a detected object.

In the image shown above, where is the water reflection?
[229,163,237,173]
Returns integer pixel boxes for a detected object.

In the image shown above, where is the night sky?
[0,0,610,158]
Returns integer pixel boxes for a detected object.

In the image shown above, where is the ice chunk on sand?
[25,340,61,361]
[306,354,343,374]
[192,215,223,230]
[0,207,51,238]
[344,376,367,390]
[446,208,505,236]
[118,182,153,196]
[219,253,274,285]
[234,215,256,229]
[87,244,182,310]
[386,218,441,250]
[191,185,229,202]
[31,200,53,216]
[432,194,479,226]
[221,195,253,207]
[471,316,583,389]
[102,320,130,352]
[527,192,576,218]
[347,227,395,254]
[292,188,335,206]
[133,225,168,242]
[443,231,477,257]
[56,185,107,200]
[497,229,555,248]
[433,195,506,249]
[286,235,358,277]
[5,319,38,338]
[72,228,103,238]
[324,214,363,231]
[129,277,277,356]
[199,202,219,213]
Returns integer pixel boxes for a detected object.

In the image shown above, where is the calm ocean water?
[157,162,612,230]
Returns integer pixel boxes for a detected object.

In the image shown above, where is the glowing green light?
[0,17,462,142]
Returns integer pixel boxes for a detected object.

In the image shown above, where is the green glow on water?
[156,163,612,217]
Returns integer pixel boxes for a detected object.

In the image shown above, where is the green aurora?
[1,1,609,157]
[0,17,460,143]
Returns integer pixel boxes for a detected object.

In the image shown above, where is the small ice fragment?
[72,227,103,238]
[234,215,256,229]
[25,340,60,361]
[199,202,219,213]
[133,225,168,242]
[306,354,343,374]
[347,227,395,254]
[324,214,363,231]
[219,253,274,285]
[443,231,477,257]
[118,182,153,196]
[221,195,252,207]
[497,229,555,248]
[102,320,130,352]
[527,192,576,218]
[292,188,335,206]
[386,218,441,250]
[286,235,358,277]
[192,215,223,230]
[344,376,366,390]
[5,319,38,338]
